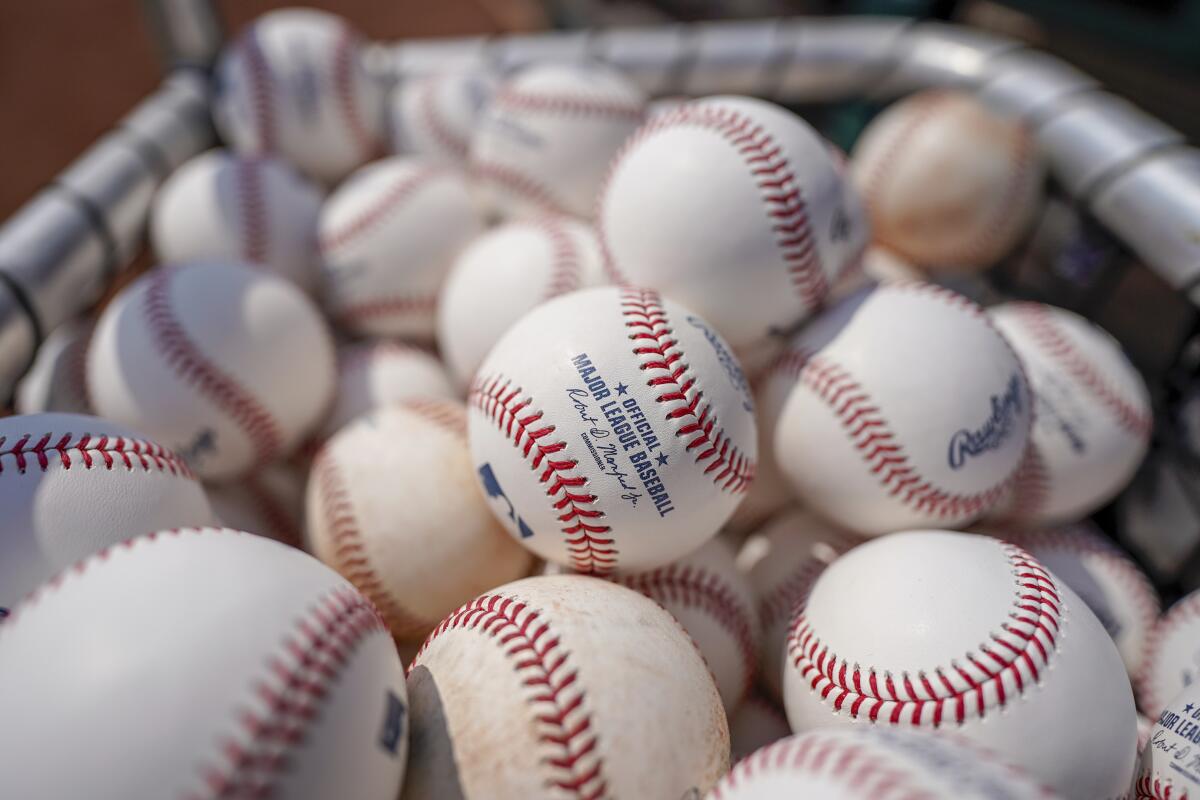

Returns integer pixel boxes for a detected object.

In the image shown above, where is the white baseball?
[150,149,324,292]
[0,413,214,613]
[987,302,1153,524]
[404,574,729,799]
[438,215,606,388]
[1135,683,1200,800]
[728,691,792,763]
[14,316,93,415]
[997,522,1159,681]
[747,508,860,700]
[307,399,534,640]
[207,462,306,549]
[1137,588,1200,719]
[320,340,457,440]
[0,528,408,799]
[212,8,382,184]
[318,157,484,340]
[851,89,1044,271]
[770,282,1032,535]
[709,728,1059,799]
[782,531,1136,800]
[470,62,646,220]
[1138,712,1154,756]
[599,95,869,352]
[88,261,336,480]
[388,71,497,164]
[468,286,758,574]
[613,536,760,712]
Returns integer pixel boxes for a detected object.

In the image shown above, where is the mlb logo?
[378,690,406,756]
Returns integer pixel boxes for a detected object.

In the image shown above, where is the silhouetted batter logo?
[379,690,406,756]
[478,463,534,539]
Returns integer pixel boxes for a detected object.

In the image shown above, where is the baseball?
[438,215,606,389]
[997,521,1160,680]
[388,71,497,165]
[319,340,456,440]
[87,261,336,480]
[470,62,646,220]
[782,531,1136,799]
[709,728,1059,799]
[613,536,760,712]
[318,156,484,341]
[403,574,729,799]
[1135,683,1200,799]
[728,691,791,763]
[0,528,408,799]
[307,399,534,640]
[1137,588,1200,719]
[599,95,869,352]
[851,89,1044,271]
[770,281,1032,535]
[14,316,93,415]
[0,412,214,613]
[212,8,382,184]
[207,462,306,549]
[150,149,325,293]
[468,286,757,574]
[987,302,1153,524]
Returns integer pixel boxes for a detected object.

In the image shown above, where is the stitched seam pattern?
[400,398,467,439]
[145,270,283,463]
[1000,444,1050,521]
[472,161,563,212]
[68,324,95,413]
[757,560,828,632]
[0,432,194,479]
[1135,776,1187,800]
[494,89,644,121]
[1136,591,1200,715]
[1011,302,1153,439]
[237,157,269,265]
[620,288,755,494]
[615,565,758,703]
[786,543,1061,726]
[333,295,439,325]
[313,449,427,636]
[243,477,302,550]
[600,105,828,311]
[536,216,582,299]
[320,165,446,253]
[241,29,276,151]
[331,26,376,157]
[191,585,389,798]
[413,594,610,799]
[469,374,617,575]
[419,76,469,159]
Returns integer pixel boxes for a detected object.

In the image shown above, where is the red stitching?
[192,585,389,799]
[400,397,467,439]
[471,161,562,213]
[320,165,447,253]
[757,559,828,634]
[242,475,302,550]
[1137,589,1200,716]
[998,444,1050,521]
[333,295,438,329]
[536,216,583,299]
[615,564,758,703]
[68,322,95,413]
[599,104,828,311]
[312,448,427,637]
[620,287,756,494]
[240,28,276,151]
[0,430,194,479]
[468,374,617,575]
[237,156,269,265]
[1134,776,1189,800]
[494,88,644,121]
[144,269,284,465]
[418,75,469,160]
[787,543,1061,726]
[412,594,609,799]
[1008,302,1152,439]
[331,24,377,159]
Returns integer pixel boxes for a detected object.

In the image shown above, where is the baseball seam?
[412,594,610,800]
[332,295,439,330]
[242,476,303,550]
[1133,775,1186,800]
[999,443,1051,521]
[400,398,467,439]
[418,76,470,159]
[320,165,447,253]
[240,28,277,151]
[786,542,1061,726]
[236,157,270,265]
[494,89,644,121]
[0,431,195,479]
[331,25,377,158]
[469,373,618,575]
[621,288,755,494]
[1136,590,1200,716]
[537,216,584,299]
[337,340,438,379]
[471,161,564,214]
[757,559,828,634]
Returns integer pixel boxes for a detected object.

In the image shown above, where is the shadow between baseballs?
[401,664,468,800]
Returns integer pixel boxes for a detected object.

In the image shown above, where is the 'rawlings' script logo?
[947,375,1023,470]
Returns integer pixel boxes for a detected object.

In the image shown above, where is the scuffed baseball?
[319,157,484,341]
[388,71,497,165]
[709,728,1060,799]
[782,531,1136,800]
[151,150,324,292]
[0,413,214,612]
[987,302,1152,524]
[88,261,336,480]
[404,574,729,799]
[599,95,868,351]
[468,286,757,574]
[14,317,93,416]
[728,691,791,763]
[212,8,382,183]
[207,462,306,549]
[851,89,1043,271]
[1138,588,1200,719]
[438,215,606,389]
[471,62,646,220]
[307,400,534,640]
[0,528,408,799]
[320,340,456,440]
[613,536,760,712]
[1136,683,1200,800]
[771,282,1031,535]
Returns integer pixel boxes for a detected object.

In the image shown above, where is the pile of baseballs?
[0,8,1171,800]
